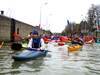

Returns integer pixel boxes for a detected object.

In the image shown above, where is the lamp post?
[39,0,48,29]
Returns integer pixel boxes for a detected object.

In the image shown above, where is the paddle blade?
[11,43,22,50]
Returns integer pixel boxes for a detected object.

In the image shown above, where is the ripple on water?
[0,43,100,75]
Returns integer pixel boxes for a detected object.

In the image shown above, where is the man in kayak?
[27,30,45,50]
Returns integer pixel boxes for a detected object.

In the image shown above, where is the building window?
[17,28,19,34]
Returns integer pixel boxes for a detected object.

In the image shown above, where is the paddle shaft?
[11,42,51,52]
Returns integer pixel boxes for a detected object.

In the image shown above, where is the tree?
[87,4,96,31]
[80,20,88,33]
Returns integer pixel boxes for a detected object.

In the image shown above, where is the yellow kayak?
[68,45,82,52]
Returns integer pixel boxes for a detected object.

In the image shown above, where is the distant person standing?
[10,32,23,50]
[13,32,22,43]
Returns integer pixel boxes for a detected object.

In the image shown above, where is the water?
[0,43,100,75]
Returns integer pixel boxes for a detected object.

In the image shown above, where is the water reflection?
[11,57,45,72]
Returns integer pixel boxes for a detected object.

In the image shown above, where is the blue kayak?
[12,48,48,61]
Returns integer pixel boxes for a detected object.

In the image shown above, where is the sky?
[0,0,100,33]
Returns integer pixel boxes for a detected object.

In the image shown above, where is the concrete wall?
[0,15,34,41]
[0,15,11,41]
[0,15,49,41]
[15,20,33,37]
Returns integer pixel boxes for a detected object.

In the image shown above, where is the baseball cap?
[32,30,38,35]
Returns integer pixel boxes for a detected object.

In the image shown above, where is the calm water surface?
[0,43,100,75]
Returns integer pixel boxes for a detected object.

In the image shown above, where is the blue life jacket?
[32,38,41,48]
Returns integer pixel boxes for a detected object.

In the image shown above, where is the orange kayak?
[68,45,82,52]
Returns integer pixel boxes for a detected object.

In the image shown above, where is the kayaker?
[71,37,84,45]
[27,30,45,50]
[43,35,50,44]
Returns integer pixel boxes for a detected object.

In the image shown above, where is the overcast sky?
[0,0,100,33]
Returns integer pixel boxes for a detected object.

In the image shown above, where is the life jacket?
[32,38,41,48]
